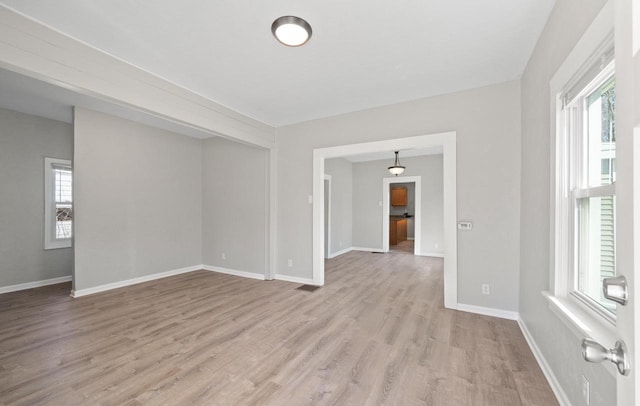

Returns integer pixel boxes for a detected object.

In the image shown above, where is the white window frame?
[560,62,616,324]
[544,2,617,373]
[44,157,72,250]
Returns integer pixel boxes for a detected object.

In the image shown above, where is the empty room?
[0,1,638,405]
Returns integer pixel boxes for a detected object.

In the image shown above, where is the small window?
[44,157,72,249]
[560,61,616,319]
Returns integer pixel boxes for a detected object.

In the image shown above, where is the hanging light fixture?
[271,16,312,47]
[388,151,405,176]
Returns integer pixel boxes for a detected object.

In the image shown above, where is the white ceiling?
[0,0,555,127]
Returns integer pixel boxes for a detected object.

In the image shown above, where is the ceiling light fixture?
[271,16,312,47]
[388,151,405,176]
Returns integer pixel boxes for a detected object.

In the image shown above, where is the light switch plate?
[458,221,473,230]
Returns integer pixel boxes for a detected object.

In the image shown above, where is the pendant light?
[388,151,405,176]
[271,16,312,47]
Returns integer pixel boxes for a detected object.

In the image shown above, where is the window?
[44,157,73,249]
[559,59,616,320]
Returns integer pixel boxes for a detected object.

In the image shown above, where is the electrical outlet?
[221,253,226,260]
[287,259,293,267]
[481,284,490,295]
[582,375,590,405]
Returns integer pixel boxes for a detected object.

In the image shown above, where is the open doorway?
[389,183,414,253]
[382,177,421,255]
[312,131,458,309]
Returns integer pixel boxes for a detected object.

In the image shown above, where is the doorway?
[312,131,458,309]
[382,177,421,255]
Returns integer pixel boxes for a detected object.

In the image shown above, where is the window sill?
[542,290,617,376]
[44,240,72,250]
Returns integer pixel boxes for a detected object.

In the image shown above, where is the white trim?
[351,247,384,253]
[382,176,422,255]
[202,265,266,281]
[324,174,332,259]
[456,303,519,321]
[407,237,415,241]
[0,275,72,294]
[418,252,445,258]
[274,274,316,285]
[572,183,615,199]
[312,132,457,309]
[518,318,571,406]
[71,265,201,297]
[328,247,352,258]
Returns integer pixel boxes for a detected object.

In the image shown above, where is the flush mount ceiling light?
[388,151,405,176]
[271,16,312,47]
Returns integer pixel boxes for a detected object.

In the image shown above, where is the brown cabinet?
[389,218,407,245]
[391,187,407,206]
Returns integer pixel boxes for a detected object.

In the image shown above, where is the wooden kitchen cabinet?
[391,187,407,206]
[389,218,407,245]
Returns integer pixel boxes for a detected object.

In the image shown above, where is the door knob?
[582,338,630,376]
[603,275,628,305]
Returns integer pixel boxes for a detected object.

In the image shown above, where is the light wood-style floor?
[390,239,415,254]
[0,251,558,405]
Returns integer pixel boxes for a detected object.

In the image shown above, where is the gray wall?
[276,80,521,312]
[519,0,614,405]
[352,155,443,255]
[73,108,202,291]
[324,158,353,255]
[202,137,267,275]
[0,108,73,287]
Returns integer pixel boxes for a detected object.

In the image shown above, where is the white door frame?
[382,177,421,255]
[312,131,457,309]
[324,174,332,259]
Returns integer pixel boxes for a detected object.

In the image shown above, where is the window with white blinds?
[44,157,72,249]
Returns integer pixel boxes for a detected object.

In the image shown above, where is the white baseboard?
[418,252,445,258]
[274,274,315,285]
[71,265,201,298]
[351,247,384,253]
[518,318,570,406]
[407,237,415,241]
[328,247,351,258]
[456,303,519,320]
[202,265,265,280]
[0,275,72,294]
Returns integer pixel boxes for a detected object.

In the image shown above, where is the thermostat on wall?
[458,221,473,230]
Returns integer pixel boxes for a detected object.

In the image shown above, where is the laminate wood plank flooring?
[0,251,558,405]
[390,239,414,254]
